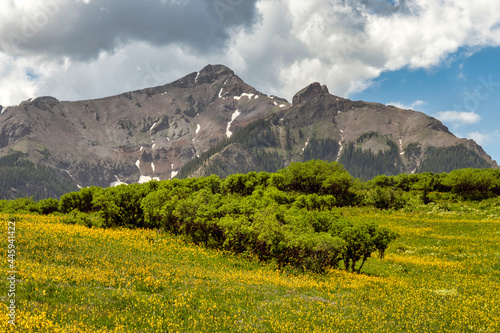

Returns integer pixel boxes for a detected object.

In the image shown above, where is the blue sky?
[1,0,500,162]
[353,47,500,163]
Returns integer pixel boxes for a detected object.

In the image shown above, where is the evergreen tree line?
[303,138,340,162]
[339,141,403,179]
[0,135,493,202]
[0,151,77,200]
[416,145,491,173]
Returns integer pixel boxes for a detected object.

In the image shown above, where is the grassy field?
[1,209,499,332]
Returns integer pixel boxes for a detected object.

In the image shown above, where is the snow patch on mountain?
[139,175,160,184]
[111,175,128,187]
[169,164,178,179]
[301,137,310,153]
[234,93,254,101]
[226,110,241,138]
[337,130,344,161]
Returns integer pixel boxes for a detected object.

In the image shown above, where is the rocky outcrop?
[31,96,60,111]
[292,82,330,106]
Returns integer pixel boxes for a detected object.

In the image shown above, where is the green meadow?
[1,207,499,332]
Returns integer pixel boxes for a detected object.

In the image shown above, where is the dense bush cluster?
[4,161,500,273]
[369,168,500,201]
[1,161,398,273]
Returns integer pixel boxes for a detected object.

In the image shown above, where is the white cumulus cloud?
[467,132,494,146]
[386,100,426,110]
[1,0,500,105]
[434,111,481,126]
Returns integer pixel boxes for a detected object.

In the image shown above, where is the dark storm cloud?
[1,0,260,60]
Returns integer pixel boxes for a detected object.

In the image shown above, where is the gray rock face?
[292,82,329,106]
[0,66,497,198]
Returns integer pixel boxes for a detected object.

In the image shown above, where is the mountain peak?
[292,82,330,106]
[29,96,60,111]
[195,64,234,85]
[201,64,233,73]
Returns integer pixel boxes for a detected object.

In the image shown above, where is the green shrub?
[61,211,103,228]
[368,186,405,210]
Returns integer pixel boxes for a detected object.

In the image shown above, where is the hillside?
[0,65,497,199]
[1,208,499,332]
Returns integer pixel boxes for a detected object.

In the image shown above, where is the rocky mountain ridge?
[0,65,496,199]
[181,81,496,179]
[0,65,288,191]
